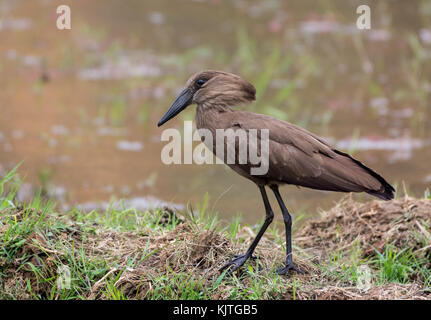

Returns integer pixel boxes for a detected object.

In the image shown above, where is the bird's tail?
[367,187,395,201]
[334,150,395,201]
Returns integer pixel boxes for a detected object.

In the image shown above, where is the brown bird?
[158,70,395,275]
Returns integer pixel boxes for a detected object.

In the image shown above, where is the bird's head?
[157,70,256,127]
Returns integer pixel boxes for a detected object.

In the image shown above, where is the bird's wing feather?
[220,111,383,192]
[232,111,336,158]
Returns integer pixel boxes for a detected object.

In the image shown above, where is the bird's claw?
[276,262,304,275]
[219,253,250,275]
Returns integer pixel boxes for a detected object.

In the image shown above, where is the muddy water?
[0,0,430,225]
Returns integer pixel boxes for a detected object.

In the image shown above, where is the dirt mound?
[1,198,430,300]
[0,207,82,299]
[295,196,431,257]
[88,223,233,299]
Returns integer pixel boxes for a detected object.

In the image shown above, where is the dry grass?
[0,196,430,300]
[296,196,431,256]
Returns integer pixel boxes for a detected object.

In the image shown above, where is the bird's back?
[198,108,394,200]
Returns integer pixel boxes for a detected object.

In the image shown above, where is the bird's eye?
[196,79,206,86]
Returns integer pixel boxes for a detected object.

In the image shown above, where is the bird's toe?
[276,263,304,276]
[219,254,250,274]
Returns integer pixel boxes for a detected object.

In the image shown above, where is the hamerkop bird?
[158,70,395,275]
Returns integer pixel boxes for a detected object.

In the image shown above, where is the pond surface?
[0,0,430,225]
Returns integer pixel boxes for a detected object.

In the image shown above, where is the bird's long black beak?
[157,88,193,127]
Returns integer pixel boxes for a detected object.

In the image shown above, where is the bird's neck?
[195,103,233,129]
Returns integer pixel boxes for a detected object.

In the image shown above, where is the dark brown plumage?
[158,70,395,275]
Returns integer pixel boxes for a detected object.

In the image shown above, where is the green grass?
[0,168,430,299]
[372,246,431,285]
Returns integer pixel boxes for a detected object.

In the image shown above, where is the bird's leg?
[270,185,304,275]
[219,186,274,275]
[233,253,257,260]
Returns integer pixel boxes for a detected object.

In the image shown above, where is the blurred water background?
[0,0,430,225]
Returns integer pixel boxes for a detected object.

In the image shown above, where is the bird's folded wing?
[223,111,382,191]
[230,112,336,158]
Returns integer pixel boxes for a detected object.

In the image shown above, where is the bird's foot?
[219,253,252,275]
[276,262,304,276]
